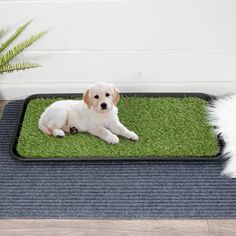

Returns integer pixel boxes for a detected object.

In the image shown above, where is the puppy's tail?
[38,118,51,136]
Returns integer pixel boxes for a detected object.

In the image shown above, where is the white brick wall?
[1,0,236,99]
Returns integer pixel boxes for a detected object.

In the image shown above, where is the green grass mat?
[16,96,220,159]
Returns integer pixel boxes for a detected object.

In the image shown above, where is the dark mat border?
[11,92,224,162]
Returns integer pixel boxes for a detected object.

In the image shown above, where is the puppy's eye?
[106,93,110,97]
[94,95,99,99]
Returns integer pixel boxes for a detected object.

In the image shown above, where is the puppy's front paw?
[127,131,139,141]
[107,135,119,144]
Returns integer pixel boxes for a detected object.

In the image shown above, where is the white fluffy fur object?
[208,95,236,178]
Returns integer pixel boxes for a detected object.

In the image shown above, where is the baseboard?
[1,81,236,100]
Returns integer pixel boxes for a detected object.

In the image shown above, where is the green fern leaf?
[0,20,32,53]
[0,31,46,66]
[0,62,40,73]
[0,28,4,38]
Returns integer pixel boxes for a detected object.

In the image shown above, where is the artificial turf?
[16,96,220,159]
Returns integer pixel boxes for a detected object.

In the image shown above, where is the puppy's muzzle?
[101,103,107,110]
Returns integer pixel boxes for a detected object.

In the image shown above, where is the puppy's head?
[83,82,120,112]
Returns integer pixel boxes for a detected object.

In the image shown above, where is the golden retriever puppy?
[38,82,139,144]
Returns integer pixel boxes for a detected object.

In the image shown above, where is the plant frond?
[0,31,46,66]
[0,62,40,73]
[0,20,32,54]
[0,28,5,38]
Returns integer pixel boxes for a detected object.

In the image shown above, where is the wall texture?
[1,0,236,99]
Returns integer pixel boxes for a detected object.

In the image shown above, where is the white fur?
[38,82,138,144]
[208,95,236,178]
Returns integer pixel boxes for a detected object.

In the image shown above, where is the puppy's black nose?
[101,103,107,109]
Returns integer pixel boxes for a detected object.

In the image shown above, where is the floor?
[0,100,236,236]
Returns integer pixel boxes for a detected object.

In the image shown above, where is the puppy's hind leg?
[51,129,65,138]
[46,109,68,138]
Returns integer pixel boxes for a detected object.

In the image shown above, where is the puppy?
[38,82,139,144]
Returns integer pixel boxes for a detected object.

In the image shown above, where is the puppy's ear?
[113,87,120,105]
[83,89,91,108]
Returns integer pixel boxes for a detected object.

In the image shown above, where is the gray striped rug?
[0,100,236,218]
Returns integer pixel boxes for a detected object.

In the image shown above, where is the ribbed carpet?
[0,101,236,218]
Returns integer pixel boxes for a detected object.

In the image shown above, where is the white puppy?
[38,82,139,144]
